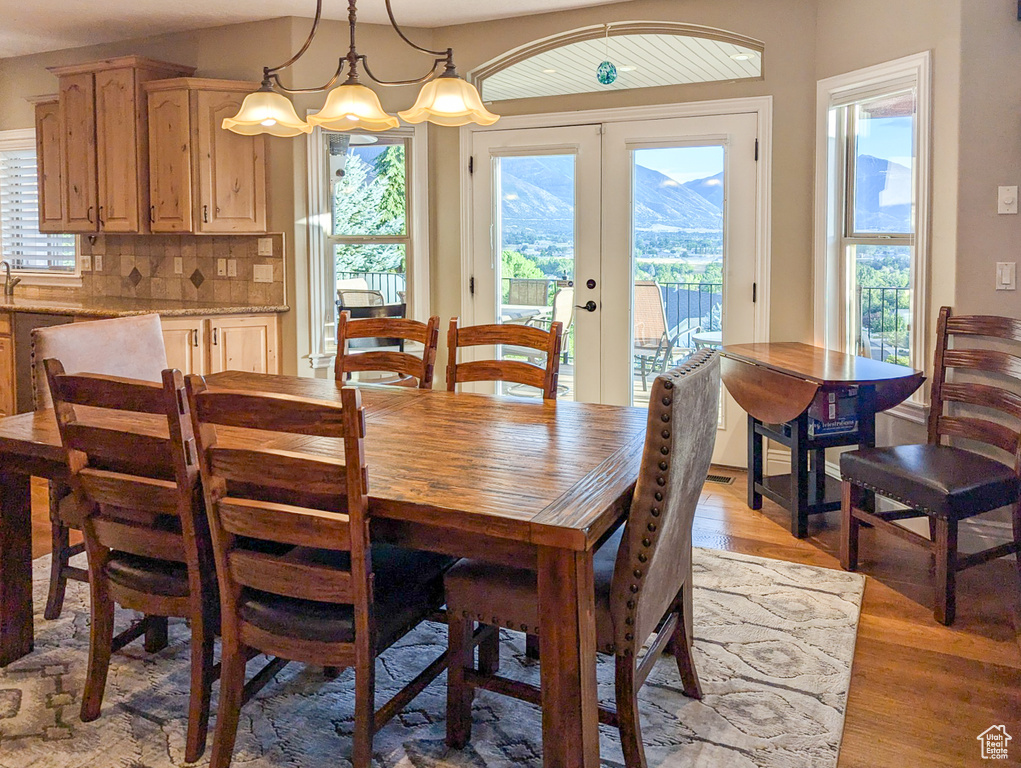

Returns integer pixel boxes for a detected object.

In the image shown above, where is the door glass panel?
[495,154,576,400]
[630,146,724,406]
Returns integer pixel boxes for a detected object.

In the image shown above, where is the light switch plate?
[227,259,237,278]
[999,186,1018,214]
[253,264,273,283]
[216,258,227,277]
[257,237,273,256]
[93,254,103,272]
[173,257,183,275]
[80,254,92,272]
[997,261,1016,290]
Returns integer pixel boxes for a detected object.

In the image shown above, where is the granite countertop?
[0,296,289,318]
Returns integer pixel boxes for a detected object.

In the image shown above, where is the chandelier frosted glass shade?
[397,76,499,127]
[221,89,312,137]
[307,83,400,131]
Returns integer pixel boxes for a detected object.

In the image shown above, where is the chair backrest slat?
[929,307,1021,469]
[91,517,187,562]
[611,350,719,655]
[217,497,351,549]
[48,373,169,414]
[336,312,440,389]
[63,424,174,472]
[193,389,355,438]
[446,317,564,400]
[208,447,351,497]
[227,549,354,603]
[78,469,180,516]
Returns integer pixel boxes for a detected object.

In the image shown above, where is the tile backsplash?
[19,233,286,306]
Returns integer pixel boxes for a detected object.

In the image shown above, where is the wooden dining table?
[0,370,648,768]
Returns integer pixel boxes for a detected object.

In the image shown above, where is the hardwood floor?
[28,470,1020,766]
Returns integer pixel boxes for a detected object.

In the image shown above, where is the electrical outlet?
[216,258,227,277]
[257,237,273,256]
[81,254,92,272]
[253,264,273,283]
[227,259,237,278]
[174,257,184,275]
[94,254,103,272]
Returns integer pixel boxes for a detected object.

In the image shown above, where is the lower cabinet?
[161,314,279,376]
[0,314,14,417]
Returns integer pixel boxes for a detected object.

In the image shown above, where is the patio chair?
[443,350,720,768]
[633,280,678,391]
[504,286,575,366]
[337,288,385,308]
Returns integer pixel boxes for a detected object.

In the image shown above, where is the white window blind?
[0,148,75,272]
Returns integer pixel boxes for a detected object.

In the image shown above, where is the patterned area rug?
[0,549,864,768]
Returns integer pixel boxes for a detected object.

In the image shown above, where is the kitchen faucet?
[1,260,21,297]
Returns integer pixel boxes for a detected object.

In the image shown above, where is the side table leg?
[0,471,34,665]
[748,415,762,510]
[791,413,810,538]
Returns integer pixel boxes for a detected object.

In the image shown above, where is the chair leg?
[1013,500,1021,577]
[446,613,475,749]
[352,650,376,768]
[478,626,500,675]
[209,636,247,768]
[184,623,215,763]
[670,600,702,700]
[934,516,958,626]
[840,480,861,572]
[524,633,540,662]
[44,514,70,620]
[614,655,648,768]
[144,615,169,653]
[80,577,115,722]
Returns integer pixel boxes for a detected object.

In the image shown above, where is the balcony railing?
[858,285,911,365]
[659,282,722,333]
[337,270,406,304]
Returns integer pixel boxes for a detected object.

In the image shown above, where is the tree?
[501,250,543,279]
[333,146,408,274]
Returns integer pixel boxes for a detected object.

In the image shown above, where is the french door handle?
[575,301,597,312]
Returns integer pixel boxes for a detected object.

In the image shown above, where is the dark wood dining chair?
[446,317,564,400]
[185,378,453,768]
[335,310,440,388]
[44,361,217,763]
[841,306,1021,625]
[32,314,169,621]
[443,350,720,768]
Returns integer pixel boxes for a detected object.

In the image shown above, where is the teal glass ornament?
[597,60,617,85]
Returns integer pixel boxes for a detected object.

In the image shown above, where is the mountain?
[632,165,722,230]
[853,155,912,232]
[682,172,724,209]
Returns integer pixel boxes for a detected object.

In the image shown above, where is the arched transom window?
[473,22,763,103]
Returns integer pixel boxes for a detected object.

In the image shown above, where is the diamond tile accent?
[189,269,205,289]
[127,267,142,287]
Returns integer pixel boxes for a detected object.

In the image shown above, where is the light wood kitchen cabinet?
[0,314,13,418]
[160,317,207,376]
[161,314,278,376]
[32,99,65,233]
[146,79,267,234]
[44,56,194,234]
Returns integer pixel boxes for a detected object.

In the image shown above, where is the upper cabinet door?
[34,101,65,233]
[196,90,266,233]
[94,67,140,232]
[59,73,97,232]
[148,88,193,232]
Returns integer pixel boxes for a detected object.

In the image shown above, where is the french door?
[469,111,763,466]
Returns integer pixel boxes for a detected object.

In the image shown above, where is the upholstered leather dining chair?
[185,378,454,768]
[443,350,720,768]
[32,314,169,620]
[446,317,564,400]
[44,362,217,763]
[841,306,1021,624]
[335,310,440,388]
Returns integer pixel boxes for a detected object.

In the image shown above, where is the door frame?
[459,96,773,347]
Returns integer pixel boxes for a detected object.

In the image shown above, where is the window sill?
[12,273,82,288]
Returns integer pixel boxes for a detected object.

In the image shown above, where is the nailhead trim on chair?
[841,474,935,517]
[618,350,716,658]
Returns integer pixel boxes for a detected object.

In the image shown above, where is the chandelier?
[223,0,499,137]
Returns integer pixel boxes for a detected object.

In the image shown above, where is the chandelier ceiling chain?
[222,0,498,137]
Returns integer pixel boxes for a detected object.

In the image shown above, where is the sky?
[635,145,725,184]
